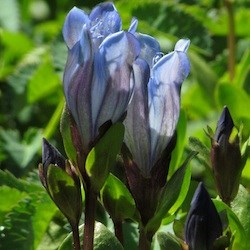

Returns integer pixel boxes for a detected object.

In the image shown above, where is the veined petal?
[63,29,94,149]
[91,31,140,136]
[136,33,161,68]
[148,39,190,164]
[63,7,90,49]
[124,58,151,177]
[89,2,122,47]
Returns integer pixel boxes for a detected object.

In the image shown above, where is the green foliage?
[146,152,195,234]
[86,123,125,192]
[101,173,136,221]
[47,165,82,226]
[59,223,123,250]
[0,170,59,249]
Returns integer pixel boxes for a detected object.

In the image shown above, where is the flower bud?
[39,138,82,227]
[210,107,242,204]
[185,183,223,250]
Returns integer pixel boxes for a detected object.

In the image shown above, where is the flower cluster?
[39,2,191,249]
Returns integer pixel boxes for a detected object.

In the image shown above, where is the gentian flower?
[122,35,190,224]
[124,36,190,178]
[185,182,223,250]
[63,2,140,152]
[210,106,242,204]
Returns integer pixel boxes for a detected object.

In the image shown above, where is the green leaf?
[0,170,42,193]
[146,152,196,234]
[47,165,82,226]
[231,185,250,248]
[0,197,35,250]
[43,97,65,140]
[0,186,28,224]
[169,109,187,177]
[188,136,210,163]
[101,173,136,221]
[189,51,218,100]
[27,50,60,104]
[59,222,123,250]
[1,31,33,78]
[213,199,248,250]
[233,49,250,90]
[0,128,42,169]
[86,123,125,193]
[216,83,250,121]
[60,105,77,165]
[157,232,182,250]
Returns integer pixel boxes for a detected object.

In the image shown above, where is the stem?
[83,185,97,250]
[224,0,236,81]
[138,226,151,250]
[113,220,123,245]
[71,224,81,250]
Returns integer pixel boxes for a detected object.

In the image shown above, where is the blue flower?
[62,2,140,151]
[185,183,223,250]
[124,35,190,177]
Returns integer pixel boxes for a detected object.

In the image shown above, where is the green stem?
[71,224,81,250]
[83,185,97,250]
[138,226,151,250]
[113,220,123,246]
[224,0,236,81]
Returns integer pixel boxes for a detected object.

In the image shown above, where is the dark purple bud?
[214,106,234,147]
[42,138,66,170]
[39,139,82,227]
[185,183,223,250]
[210,107,242,204]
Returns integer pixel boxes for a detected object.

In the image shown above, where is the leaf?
[157,232,182,250]
[188,136,210,163]
[189,51,218,100]
[60,105,77,165]
[0,197,35,250]
[27,50,60,104]
[101,173,136,221]
[47,165,82,226]
[233,49,250,90]
[0,170,42,193]
[59,222,123,250]
[213,199,248,250]
[231,185,250,248]
[169,109,187,177]
[0,128,43,169]
[216,83,250,121]
[146,152,196,234]
[86,123,125,193]
[43,97,65,140]
[0,186,28,224]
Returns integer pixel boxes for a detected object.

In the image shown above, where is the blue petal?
[124,58,151,177]
[63,7,90,49]
[148,40,190,164]
[63,29,94,149]
[91,31,140,136]
[174,38,190,53]
[136,33,161,68]
[128,17,138,33]
[89,2,122,47]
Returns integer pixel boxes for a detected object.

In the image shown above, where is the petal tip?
[174,39,190,53]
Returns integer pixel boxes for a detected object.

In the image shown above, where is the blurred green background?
[0,0,249,249]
